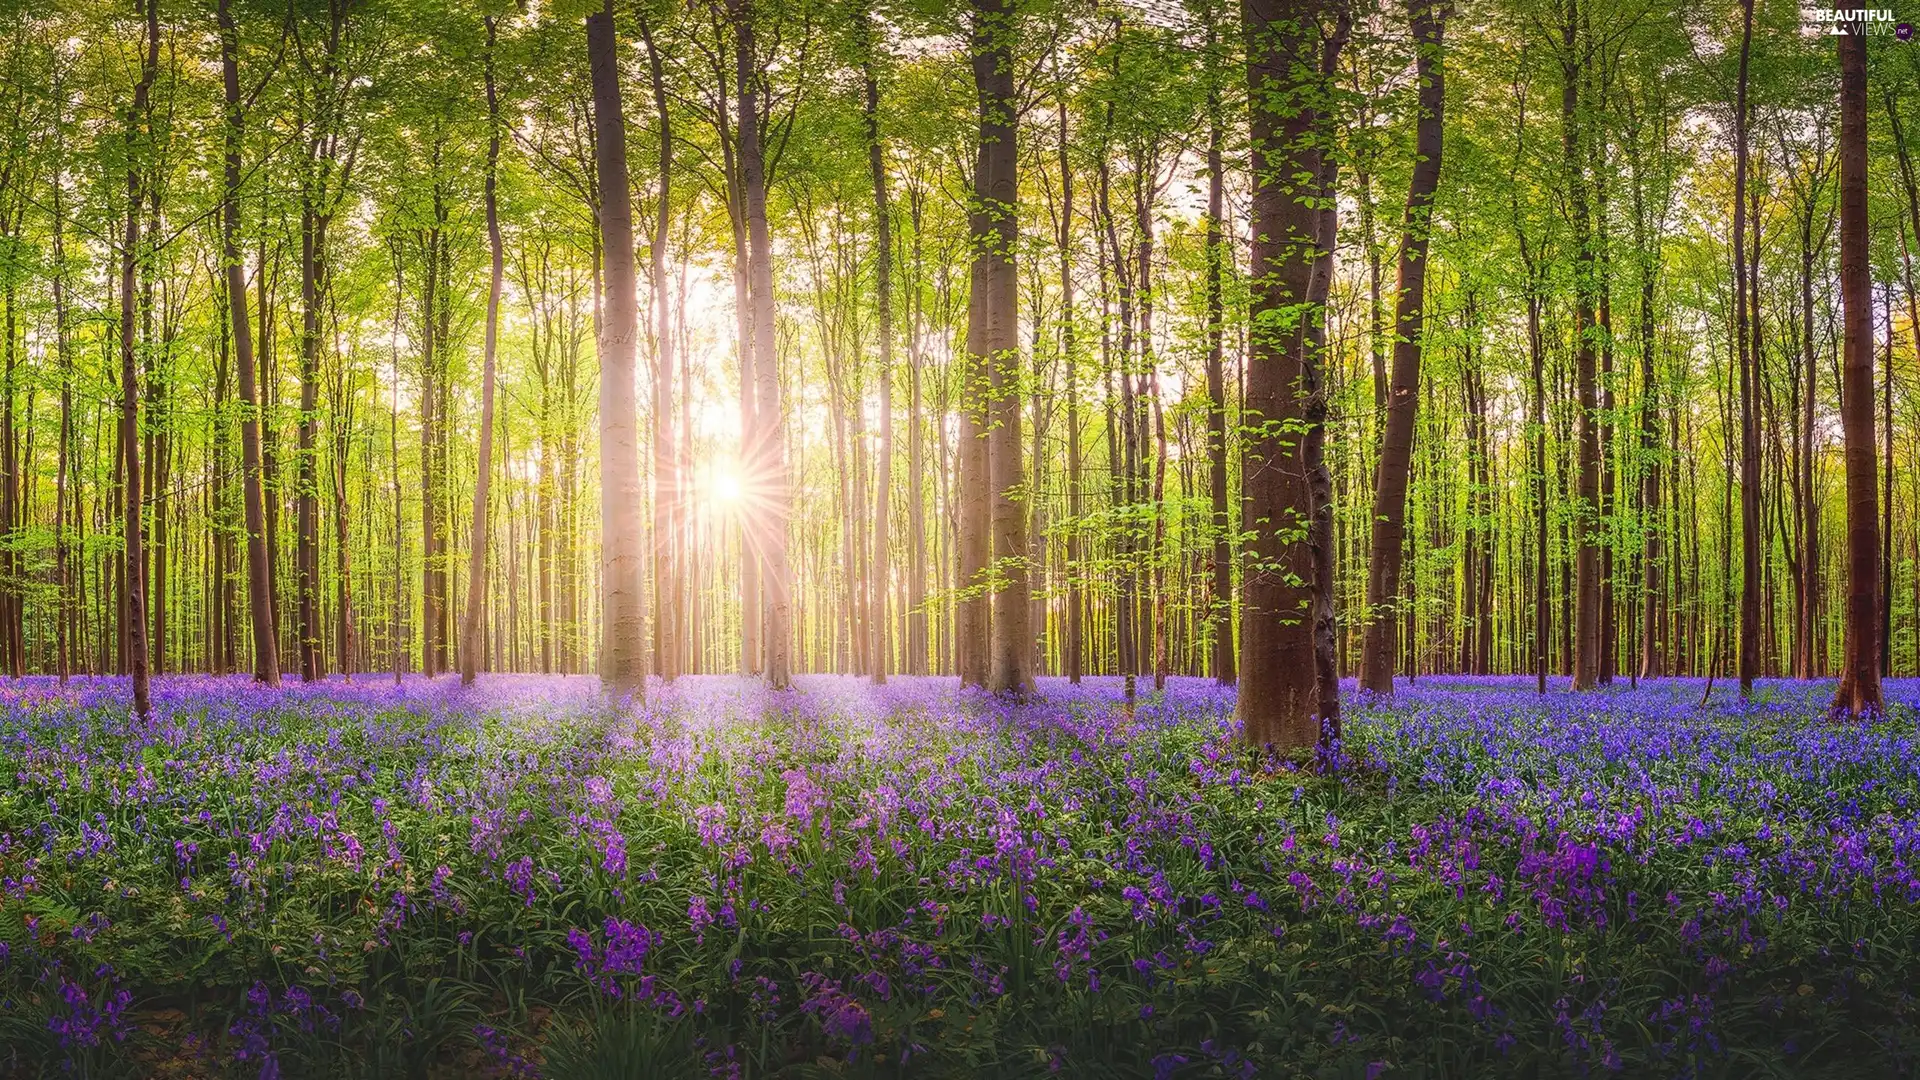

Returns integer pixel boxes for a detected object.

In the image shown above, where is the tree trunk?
[1205,58,1235,686]
[1059,93,1084,686]
[1359,0,1446,696]
[460,16,503,686]
[865,29,894,686]
[122,0,158,719]
[1832,17,1881,718]
[641,15,679,683]
[222,0,279,687]
[1239,0,1332,749]
[1732,0,1760,696]
[1562,3,1601,691]
[587,0,647,699]
[734,4,792,688]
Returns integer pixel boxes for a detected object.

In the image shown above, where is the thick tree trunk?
[460,16,503,686]
[1832,18,1881,718]
[975,0,1031,697]
[587,1,647,699]
[1239,0,1331,749]
[1359,0,1446,696]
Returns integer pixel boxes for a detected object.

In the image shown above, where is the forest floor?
[1,673,1916,1078]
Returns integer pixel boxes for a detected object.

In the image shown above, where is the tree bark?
[460,16,503,686]
[641,14,679,683]
[1832,16,1882,718]
[587,1,647,699]
[865,27,894,686]
[1205,53,1235,687]
[1239,0,1332,749]
[222,0,280,688]
[1733,0,1760,696]
[1359,0,1446,696]
[1562,2,1601,691]
[122,0,159,719]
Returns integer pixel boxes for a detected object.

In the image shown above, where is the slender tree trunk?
[1359,0,1446,696]
[1058,96,1084,685]
[1633,129,1664,681]
[122,0,158,719]
[1205,62,1234,686]
[52,108,72,683]
[460,16,503,686]
[641,15,679,683]
[1303,15,1349,741]
[907,190,929,675]
[865,30,894,685]
[1881,285,1895,678]
[1832,17,1881,718]
[734,4,791,688]
[222,0,279,687]
[587,0,647,699]
[1733,0,1760,695]
[1562,3,1601,691]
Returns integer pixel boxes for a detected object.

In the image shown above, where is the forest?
[1,0,1919,1076]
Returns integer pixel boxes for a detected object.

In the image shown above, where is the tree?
[1733,0,1759,697]
[220,0,280,688]
[1358,0,1447,696]
[586,0,646,700]
[864,13,894,688]
[734,0,792,689]
[460,14,504,686]
[973,0,1032,697]
[1239,0,1334,750]
[1831,11,1880,719]
[121,0,159,719]
[1561,2,1600,692]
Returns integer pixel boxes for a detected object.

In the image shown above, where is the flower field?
[2,674,1917,1078]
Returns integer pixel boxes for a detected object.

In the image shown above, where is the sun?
[708,466,744,506]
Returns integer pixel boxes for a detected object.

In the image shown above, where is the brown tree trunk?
[865,28,894,686]
[1058,93,1084,686]
[460,16,503,686]
[641,15,679,683]
[1832,17,1882,718]
[52,105,72,682]
[977,0,1031,698]
[1239,0,1333,749]
[1303,14,1349,740]
[1630,99,1664,681]
[1733,0,1760,696]
[1562,3,1601,691]
[1205,55,1235,686]
[734,3,791,688]
[587,0,647,699]
[221,0,280,687]
[1359,0,1446,696]
[122,0,158,719]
